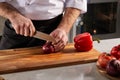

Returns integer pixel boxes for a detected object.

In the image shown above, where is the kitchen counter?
[0,38,120,80]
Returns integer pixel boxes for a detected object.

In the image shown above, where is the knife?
[7,20,56,43]
[34,31,56,43]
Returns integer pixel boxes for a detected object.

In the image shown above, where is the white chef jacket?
[0,0,87,20]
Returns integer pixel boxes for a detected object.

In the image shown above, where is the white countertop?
[1,38,120,80]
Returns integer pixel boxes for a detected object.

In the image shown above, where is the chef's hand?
[10,14,35,37]
[50,28,68,52]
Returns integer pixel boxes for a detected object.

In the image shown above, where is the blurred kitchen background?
[69,0,120,42]
[0,0,120,42]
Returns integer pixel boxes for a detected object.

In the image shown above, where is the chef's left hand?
[50,28,68,52]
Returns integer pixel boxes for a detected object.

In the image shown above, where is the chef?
[0,0,87,52]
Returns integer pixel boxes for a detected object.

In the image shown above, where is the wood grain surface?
[0,43,100,74]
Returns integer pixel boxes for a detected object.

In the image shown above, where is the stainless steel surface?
[34,31,56,43]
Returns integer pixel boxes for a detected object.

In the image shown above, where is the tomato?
[97,52,116,69]
[110,44,120,59]
[74,32,93,52]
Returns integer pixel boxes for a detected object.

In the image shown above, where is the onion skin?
[42,42,55,54]
[115,60,120,73]
[106,59,120,77]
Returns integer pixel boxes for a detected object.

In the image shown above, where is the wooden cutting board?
[0,43,100,74]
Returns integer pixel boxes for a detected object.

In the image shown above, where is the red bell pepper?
[74,32,93,52]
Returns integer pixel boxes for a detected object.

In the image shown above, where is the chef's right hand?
[9,14,35,37]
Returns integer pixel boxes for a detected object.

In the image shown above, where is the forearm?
[58,7,81,34]
[0,2,21,21]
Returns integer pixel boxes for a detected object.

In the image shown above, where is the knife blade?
[34,31,56,43]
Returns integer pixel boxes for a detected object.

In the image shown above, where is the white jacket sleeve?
[0,0,5,2]
[65,0,87,14]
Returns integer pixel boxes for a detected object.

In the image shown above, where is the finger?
[56,38,68,51]
[54,39,64,51]
[54,43,65,52]
[13,24,20,34]
[24,25,30,36]
[50,32,57,38]
[62,34,68,45]
[29,23,35,37]
[53,38,62,45]
[20,24,25,35]
[55,34,66,44]
[63,38,68,46]
[54,34,64,44]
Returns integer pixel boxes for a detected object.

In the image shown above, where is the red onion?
[106,59,120,77]
[42,42,55,54]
